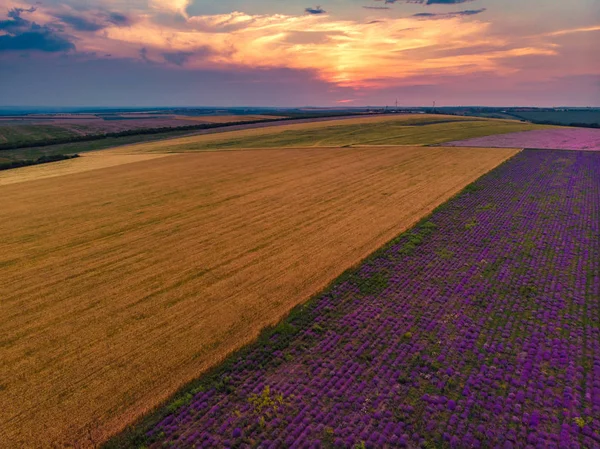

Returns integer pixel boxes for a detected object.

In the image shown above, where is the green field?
[0,125,79,147]
[139,117,553,153]
[0,129,200,161]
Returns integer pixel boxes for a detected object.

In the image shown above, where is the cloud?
[0,7,74,52]
[0,0,595,107]
[56,14,105,32]
[425,0,475,4]
[139,46,150,61]
[0,56,344,107]
[97,11,558,89]
[54,11,133,32]
[413,8,486,19]
[0,30,75,52]
[377,0,476,4]
[7,7,37,18]
[0,7,34,32]
[0,5,567,92]
[107,12,132,26]
[305,6,327,15]
[162,50,193,65]
[150,0,192,18]
[545,26,600,37]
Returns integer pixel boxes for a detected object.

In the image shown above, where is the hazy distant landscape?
[1,106,598,165]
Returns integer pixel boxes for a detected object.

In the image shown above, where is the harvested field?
[0,146,517,448]
[0,151,173,186]
[445,127,600,151]
[118,115,551,154]
[122,150,600,449]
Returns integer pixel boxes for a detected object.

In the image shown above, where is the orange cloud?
[63,11,561,88]
[546,25,600,36]
[149,0,191,17]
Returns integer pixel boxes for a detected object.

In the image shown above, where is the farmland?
[508,110,600,127]
[435,108,600,127]
[114,150,600,448]
[0,114,279,139]
[0,114,371,162]
[0,151,172,186]
[0,114,551,164]
[446,128,600,151]
[0,114,283,153]
[0,124,80,147]
[0,129,203,162]
[0,145,517,448]
[176,115,282,123]
[121,115,551,154]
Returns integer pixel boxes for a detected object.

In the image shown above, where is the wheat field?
[0,145,518,447]
[0,152,173,186]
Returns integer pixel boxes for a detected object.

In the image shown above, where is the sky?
[0,0,598,107]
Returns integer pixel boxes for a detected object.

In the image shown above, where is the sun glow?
[93,11,558,88]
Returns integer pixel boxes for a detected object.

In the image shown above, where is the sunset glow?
[0,0,598,106]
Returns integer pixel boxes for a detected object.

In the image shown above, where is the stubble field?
[0,145,517,448]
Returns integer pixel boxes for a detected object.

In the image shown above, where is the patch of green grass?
[355,271,391,295]
[463,183,483,194]
[465,219,478,230]
[0,125,78,147]
[477,202,497,211]
[435,248,455,260]
[398,221,438,256]
[519,285,538,299]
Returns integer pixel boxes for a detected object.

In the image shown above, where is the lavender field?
[445,128,600,151]
[133,150,599,449]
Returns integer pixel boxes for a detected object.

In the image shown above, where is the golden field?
[0,152,173,186]
[0,144,518,447]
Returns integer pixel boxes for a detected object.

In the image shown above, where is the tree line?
[0,154,80,171]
